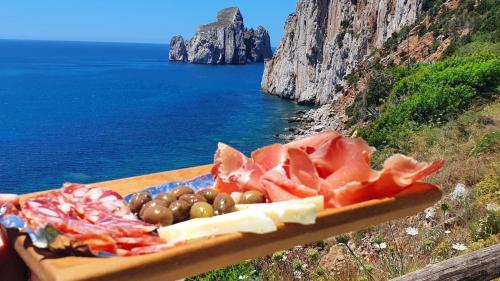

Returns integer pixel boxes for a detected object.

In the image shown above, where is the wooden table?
[11,164,442,281]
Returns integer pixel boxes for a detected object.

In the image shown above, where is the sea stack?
[168,35,188,62]
[168,7,272,65]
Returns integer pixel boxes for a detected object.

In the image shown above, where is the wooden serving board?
[11,164,442,281]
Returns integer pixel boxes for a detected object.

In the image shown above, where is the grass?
[186,260,258,281]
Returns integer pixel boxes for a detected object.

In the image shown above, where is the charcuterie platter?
[1,131,444,281]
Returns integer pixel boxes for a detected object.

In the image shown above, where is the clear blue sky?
[0,1,296,46]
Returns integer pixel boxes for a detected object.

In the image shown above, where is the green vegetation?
[359,49,499,148]
[470,130,500,155]
[186,261,257,281]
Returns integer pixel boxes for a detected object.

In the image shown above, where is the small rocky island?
[169,7,272,64]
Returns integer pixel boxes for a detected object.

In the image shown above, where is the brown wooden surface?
[11,164,442,281]
[392,244,500,281]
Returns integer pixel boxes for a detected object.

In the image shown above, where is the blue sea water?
[0,40,306,193]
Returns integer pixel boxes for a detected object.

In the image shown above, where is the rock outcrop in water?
[261,0,424,104]
[168,35,188,62]
[244,26,273,62]
[168,7,272,65]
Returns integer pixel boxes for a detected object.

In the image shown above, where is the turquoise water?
[0,40,306,193]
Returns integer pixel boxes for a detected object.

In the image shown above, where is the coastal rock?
[169,7,272,65]
[168,35,188,62]
[261,0,424,104]
[187,7,246,64]
[244,26,273,62]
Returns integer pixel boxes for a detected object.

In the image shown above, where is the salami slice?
[22,191,80,231]
[114,235,166,250]
[20,183,166,256]
[61,183,155,234]
[61,183,135,222]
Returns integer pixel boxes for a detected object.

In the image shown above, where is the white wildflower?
[374,242,387,249]
[451,183,468,199]
[486,203,500,212]
[451,243,467,251]
[281,255,287,261]
[293,270,302,279]
[238,275,247,280]
[424,207,436,219]
[444,230,451,234]
[406,227,419,236]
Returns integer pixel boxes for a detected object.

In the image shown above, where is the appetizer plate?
[11,164,442,281]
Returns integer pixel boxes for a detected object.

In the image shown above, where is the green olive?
[190,202,214,219]
[238,190,266,204]
[168,200,191,222]
[179,193,206,206]
[155,192,176,207]
[129,192,152,214]
[196,188,219,204]
[213,193,235,215]
[139,200,166,219]
[171,186,194,199]
[142,205,174,226]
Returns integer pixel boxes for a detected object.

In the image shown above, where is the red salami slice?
[62,184,135,222]
[71,233,117,254]
[115,235,166,250]
[61,183,154,234]
[97,216,157,234]
[22,191,80,231]
[20,183,166,256]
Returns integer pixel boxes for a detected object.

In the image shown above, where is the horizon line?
[0,37,169,45]
[0,38,279,49]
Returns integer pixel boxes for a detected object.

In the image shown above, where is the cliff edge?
[261,0,423,104]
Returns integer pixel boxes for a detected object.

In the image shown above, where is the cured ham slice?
[20,184,165,256]
[212,131,443,208]
[212,143,265,193]
[285,130,341,153]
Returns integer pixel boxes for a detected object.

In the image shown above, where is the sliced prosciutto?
[212,131,443,208]
[21,184,165,256]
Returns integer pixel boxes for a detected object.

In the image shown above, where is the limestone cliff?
[261,0,423,104]
[169,7,273,65]
[168,35,188,61]
[244,26,273,62]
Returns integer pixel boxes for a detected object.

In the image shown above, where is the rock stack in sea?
[169,35,188,62]
[168,7,272,64]
[261,0,424,105]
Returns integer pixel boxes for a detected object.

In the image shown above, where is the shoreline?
[275,104,346,141]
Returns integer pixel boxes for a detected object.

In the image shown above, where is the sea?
[0,40,307,194]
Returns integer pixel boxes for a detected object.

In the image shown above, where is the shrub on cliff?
[359,49,499,148]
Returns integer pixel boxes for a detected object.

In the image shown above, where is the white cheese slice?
[237,203,317,225]
[158,210,277,244]
[235,195,325,212]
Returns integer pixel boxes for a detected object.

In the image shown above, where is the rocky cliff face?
[187,7,247,64]
[168,7,273,65]
[168,35,188,61]
[244,26,273,62]
[261,0,424,104]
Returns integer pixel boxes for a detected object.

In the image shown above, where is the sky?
[0,1,297,46]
